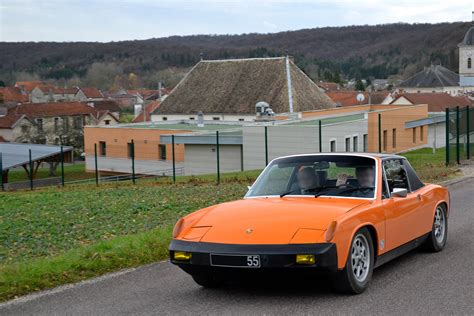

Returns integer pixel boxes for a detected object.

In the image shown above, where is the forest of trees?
[0,22,470,89]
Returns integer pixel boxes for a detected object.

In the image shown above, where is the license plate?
[210,254,261,268]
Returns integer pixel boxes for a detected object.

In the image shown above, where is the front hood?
[185,197,370,244]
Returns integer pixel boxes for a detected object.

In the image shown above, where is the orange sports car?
[169,153,449,294]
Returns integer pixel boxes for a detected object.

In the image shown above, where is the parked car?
[169,153,449,294]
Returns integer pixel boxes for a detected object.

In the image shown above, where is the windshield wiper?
[279,185,339,198]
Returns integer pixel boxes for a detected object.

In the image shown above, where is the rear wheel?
[334,228,374,294]
[192,273,222,288]
[425,204,447,252]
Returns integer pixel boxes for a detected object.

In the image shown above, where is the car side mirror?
[391,188,407,198]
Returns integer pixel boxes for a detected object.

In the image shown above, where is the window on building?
[162,117,168,121]
[159,144,166,160]
[104,120,110,125]
[213,117,220,121]
[127,142,134,158]
[54,117,60,132]
[74,116,82,129]
[36,118,43,132]
[189,117,195,120]
[420,126,424,141]
[468,57,472,69]
[345,137,350,152]
[363,134,368,152]
[99,141,106,156]
[239,118,245,122]
[21,125,29,133]
[62,117,69,132]
[413,127,417,143]
[392,128,397,149]
[330,140,336,152]
[353,136,358,152]
[383,130,388,152]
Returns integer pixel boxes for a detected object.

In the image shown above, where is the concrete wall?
[184,144,242,175]
[85,155,183,175]
[428,122,446,149]
[242,122,368,170]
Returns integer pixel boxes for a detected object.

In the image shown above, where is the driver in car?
[297,166,320,195]
[336,166,375,197]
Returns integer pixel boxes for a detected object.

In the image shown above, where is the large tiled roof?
[152,57,335,115]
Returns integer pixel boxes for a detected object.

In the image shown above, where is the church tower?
[459,12,474,86]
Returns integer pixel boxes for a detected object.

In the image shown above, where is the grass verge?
[0,226,172,302]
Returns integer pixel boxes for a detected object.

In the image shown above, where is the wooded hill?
[0,22,470,88]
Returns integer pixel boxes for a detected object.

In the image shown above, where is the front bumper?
[169,239,338,274]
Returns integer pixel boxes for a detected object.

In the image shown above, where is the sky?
[0,0,473,42]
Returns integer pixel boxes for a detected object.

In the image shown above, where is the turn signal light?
[296,254,316,265]
[174,251,192,261]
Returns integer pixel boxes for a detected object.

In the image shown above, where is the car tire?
[192,273,221,288]
[425,204,448,252]
[334,227,374,294]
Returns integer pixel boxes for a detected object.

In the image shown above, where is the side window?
[383,159,409,193]
[403,159,424,191]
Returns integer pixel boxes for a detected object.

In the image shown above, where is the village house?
[0,102,119,151]
[389,93,472,113]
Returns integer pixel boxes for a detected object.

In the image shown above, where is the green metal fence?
[446,106,473,165]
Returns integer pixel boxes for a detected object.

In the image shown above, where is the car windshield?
[245,155,377,199]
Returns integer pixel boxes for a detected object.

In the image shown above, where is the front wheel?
[334,227,374,294]
[425,204,448,252]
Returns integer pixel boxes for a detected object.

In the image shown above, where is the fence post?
[456,106,460,164]
[240,145,244,171]
[216,131,220,184]
[94,143,99,186]
[29,149,33,190]
[60,146,65,187]
[467,106,470,160]
[318,120,322,152]
[445,108,450,165]
[172,135,176,183]
[131,139,136,184]
[378,113,382,153]
[264,126,268,166]
[0,152,3,191]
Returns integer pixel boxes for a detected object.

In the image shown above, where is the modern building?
[150,56,336,122]
[84,104,431,176]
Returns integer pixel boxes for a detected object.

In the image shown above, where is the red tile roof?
[326,91,369,107]
[0,87,29,103]
[0,111,28,129]
[132,101,160,123]
[15,81,47,92]
[14,102,98,118]
[80,87,103,99]
[318,82,341,92]
[391,93,472,112]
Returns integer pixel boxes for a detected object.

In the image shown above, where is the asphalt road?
[1,178,473,315]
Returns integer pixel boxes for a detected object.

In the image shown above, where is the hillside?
[0,22,470,88]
